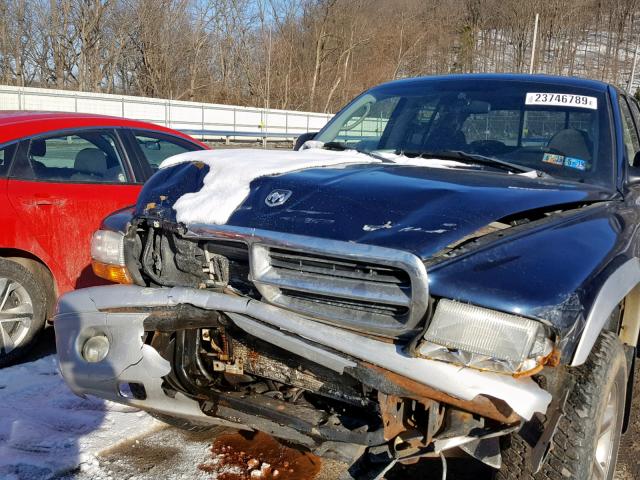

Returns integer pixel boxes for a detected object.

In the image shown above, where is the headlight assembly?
[90,230,132,284]
[417,299,554,375]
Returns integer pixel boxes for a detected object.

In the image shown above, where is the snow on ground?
[0,354,158,480]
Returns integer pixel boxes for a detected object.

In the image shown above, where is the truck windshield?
[315,78,614,188]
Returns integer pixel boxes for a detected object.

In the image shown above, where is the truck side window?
[335,96,401,151]
[626,97,640,156]
[619,97,640,166]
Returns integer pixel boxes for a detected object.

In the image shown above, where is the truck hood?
[136,154,615,260]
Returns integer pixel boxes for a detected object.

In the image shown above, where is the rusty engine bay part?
[119,281,550,467]
[146,308,525,471]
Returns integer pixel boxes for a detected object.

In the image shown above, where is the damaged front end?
[55,218,560,473]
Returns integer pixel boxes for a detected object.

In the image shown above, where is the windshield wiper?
[322,141,351,151]
[397,149,540,175]
[322,141,394,162]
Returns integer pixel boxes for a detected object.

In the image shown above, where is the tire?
[497,331,627,480]
[149,412,216,432]
[0,258,48,368]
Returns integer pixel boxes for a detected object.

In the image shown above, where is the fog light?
[82,335,110,363]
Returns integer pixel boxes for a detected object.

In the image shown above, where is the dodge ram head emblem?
[265,189,292,207]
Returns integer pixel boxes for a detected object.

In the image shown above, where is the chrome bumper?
[54,285,551,421]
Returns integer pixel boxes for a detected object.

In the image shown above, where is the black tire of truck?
[496,330,627,480]
[150,412,217,432]
[0,258,48,368]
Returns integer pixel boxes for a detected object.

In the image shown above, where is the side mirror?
[144,140,161,151]
[294,132,318,151]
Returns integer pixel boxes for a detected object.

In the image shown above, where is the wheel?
[0,258,47,367]
[497,331,627,480]
[149,412,216,432]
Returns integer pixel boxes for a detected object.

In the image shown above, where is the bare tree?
[2,0,640,111]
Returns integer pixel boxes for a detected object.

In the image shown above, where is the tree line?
[1,0,639,113]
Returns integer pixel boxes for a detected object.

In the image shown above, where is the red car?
[0,112,207,365]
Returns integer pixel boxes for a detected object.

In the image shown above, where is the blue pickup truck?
[55,74,640,479]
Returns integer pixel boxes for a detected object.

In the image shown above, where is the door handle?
[33,199,65,207]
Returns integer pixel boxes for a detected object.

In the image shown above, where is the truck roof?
[375,73,612,93]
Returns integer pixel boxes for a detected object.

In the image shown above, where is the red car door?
[7,129,142,295]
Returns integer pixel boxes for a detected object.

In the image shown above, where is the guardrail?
[180,129,301,147]
[0,85,332,142]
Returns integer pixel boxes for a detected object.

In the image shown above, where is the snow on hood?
[159,148,381,225]
[157,147,549,227]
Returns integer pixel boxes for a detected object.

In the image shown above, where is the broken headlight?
[417,299,554,375]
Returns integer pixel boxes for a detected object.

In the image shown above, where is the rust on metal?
[513,347,561,378]
[544,347,562,367]
[378,393,406,440]
[513,363,544,378]
[99,306,155,313]
[362,362,521,424]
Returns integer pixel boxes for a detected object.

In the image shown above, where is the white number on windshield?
[525,92,597,110]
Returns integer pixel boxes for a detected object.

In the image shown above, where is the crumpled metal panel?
[55,285,552,420]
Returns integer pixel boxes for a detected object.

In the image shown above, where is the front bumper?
[55,285,551,425]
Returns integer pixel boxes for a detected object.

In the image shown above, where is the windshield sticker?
[564,157,587,171]
[542,153,565,166]
[542,153,588,171]
[525,92,597,110]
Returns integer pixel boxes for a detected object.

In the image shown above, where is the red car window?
[133,130,200,172]
[15,131,131,184]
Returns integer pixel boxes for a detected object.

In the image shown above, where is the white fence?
[0,85,332,141]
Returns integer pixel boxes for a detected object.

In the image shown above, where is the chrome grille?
[268,248,411,286]
[280,289,410,317]
[185,225,429,337]
[250,244,427,337]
